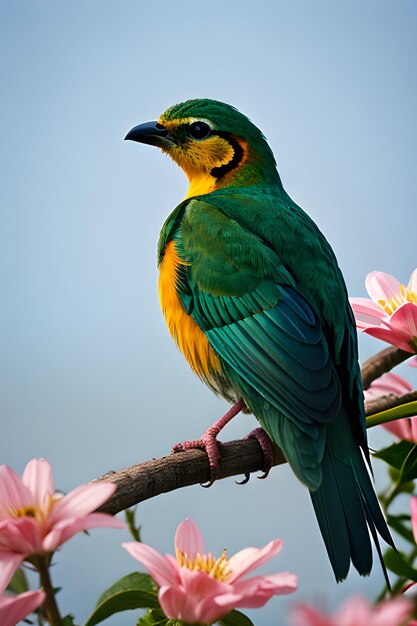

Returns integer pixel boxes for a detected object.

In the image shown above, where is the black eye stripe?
[210,134,244,179]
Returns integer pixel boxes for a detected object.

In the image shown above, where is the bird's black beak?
[124,121,176,149]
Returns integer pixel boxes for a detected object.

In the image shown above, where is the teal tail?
[310,410,394,582]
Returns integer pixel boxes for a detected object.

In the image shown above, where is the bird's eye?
[188,121,211,141]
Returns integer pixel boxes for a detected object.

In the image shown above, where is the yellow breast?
[158,240,221,380]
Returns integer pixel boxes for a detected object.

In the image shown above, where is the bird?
[125,99,393,583]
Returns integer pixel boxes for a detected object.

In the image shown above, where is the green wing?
[176,198,341,489]
[170,194,392,580]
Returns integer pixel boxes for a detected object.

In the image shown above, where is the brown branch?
[364,391,417,415]
[97,440,287,516]
[361,346,411,389]
[97,346,416,516]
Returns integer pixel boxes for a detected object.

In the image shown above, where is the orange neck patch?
[158,240,221,379]
[158,117,247,198]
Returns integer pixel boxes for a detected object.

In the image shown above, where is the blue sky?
[1,1,416,624]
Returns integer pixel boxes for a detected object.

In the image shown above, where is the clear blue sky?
[1,1,416,624]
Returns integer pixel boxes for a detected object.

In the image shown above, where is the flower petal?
[178,565,230,596]
[366,371,417,442]
[390,303,417,347]
[290,596,412,626]
[382,418,413,441]
[408,268,417,294]
[0,553,24,593]
[364,372,413,399]
[0,590,45,626]
[350,297,388,317]
[289,604,333,626]
[410,418,417,442]
[335,596,370,626]
[0,466,32,519]
[159,584,201,624]
[0,517,40,555]
[228,539,283,582]
[229,572,298,609]
[363,326,414,352]
[371,596,412,626]
[365,271,402,303]
[176,568,233,625]
[174,518,205,559]
[349,298,388,330]
[231,572,297,608]
[48,482,116,525]
[43,513,124,552]
[122,542,179,587]
[196,593,242,625]
[22,459,54,509]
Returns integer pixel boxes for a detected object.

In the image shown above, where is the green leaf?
[63,615,79,626]
[136,609,256,626]
[6,567,29,595]
[136,609,181,626]
[373,440,415,469]
[367,401,417,428]
[136,609,165,626]
[384,548,417,582]
[126,507,142,543]
[84,573,159,626]
[387,515,415,544]
[96,572,157,606]
[401,444,417,482]
[218,610,255,626]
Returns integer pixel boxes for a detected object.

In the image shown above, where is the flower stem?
[37,557,62,626]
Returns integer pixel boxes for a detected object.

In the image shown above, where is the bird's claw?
[257,468,271,480]
[172,434,222,485]
[245,427,274,478]
[236,473,251,485]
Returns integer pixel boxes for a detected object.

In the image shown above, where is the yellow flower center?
[176,549,232,583]
[15,506,37,518]
[378,285,417,316]
[11,493,63,522]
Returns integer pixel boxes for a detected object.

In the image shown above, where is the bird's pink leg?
[172,399,245,472]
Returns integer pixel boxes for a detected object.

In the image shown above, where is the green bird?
[125,99,393,582]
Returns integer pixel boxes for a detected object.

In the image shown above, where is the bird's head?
[125,99,281,198]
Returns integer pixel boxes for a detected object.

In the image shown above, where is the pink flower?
[364,372,417,441]
[350,269,417,353]
[123,518,297,625]
[0,589,45,626]
[0,459,124,591]
[289,595,412,626]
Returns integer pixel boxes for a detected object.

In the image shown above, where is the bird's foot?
[172,431,222,483]
[244,427,275,479]
[172,399,245,486]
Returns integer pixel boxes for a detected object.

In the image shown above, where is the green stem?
[366,401,417,429]
[36,557,62,626]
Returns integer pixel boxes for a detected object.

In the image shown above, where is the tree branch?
[364,391,417,415]
[97,440,286,516]
[361,346,412,389]
[97,346,416,516]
